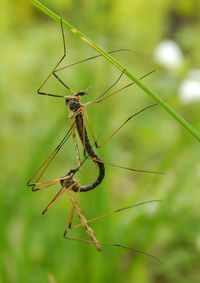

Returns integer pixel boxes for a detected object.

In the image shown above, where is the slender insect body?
[62,94,105,192]
[73,200,102,251]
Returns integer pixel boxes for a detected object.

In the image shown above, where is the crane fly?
[27,18,162,262]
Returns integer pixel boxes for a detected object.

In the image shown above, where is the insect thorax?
[65,96,82,113]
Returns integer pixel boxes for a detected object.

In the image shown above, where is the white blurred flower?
[154,39,183,70]
[179,69,200,103]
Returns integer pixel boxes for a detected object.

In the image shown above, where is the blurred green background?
[1,0,200,282]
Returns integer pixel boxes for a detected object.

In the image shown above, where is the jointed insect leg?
[85,70,156,106]
[42,180,79,215]
[63,200,76,237]
[37,18,75,98]
[98,104,157,148]
[94,69,126,101]
[54,49,129,73]
[83,109,99,148]
[27,122,76,190]
[42,187,66,214]
[69,112,82,166]
[64,191,102,251]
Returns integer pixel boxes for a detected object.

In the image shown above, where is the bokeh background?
[1,1,200,282]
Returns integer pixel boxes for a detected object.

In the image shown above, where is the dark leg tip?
[63,229,67,238]
[42,208,47,215]
[32,187,39,192]
[95,142,100,149]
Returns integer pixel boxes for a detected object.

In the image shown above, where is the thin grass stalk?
[30,0,200,142]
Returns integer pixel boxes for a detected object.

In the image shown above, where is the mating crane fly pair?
[27,18,162,262]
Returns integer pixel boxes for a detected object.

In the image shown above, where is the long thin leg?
[63,198,162,261]
[63,235,162,262]
[52,49,129,95]
[78,104,162,176]
[27,104,89,191]
[38,156,89,212]
[85,70,156,107]
[88,157,163,175]
[83,109,99,148]
[53,72,76,94]
[83,104,163,175]
[68,111,82,166]
[37,19,75,98]
[95,69,125,101]
[98,104,157,148]
[63,179,82,238]
[64,205,76,232]
[42,187,66,214]
[54,49,129,73]
[27,122,76,190]
[65,191,102,251]
[79,104,157,155]
[31,173,74,191]
[69,104,162,177]
[42,181,79,215]
[72,200,161,228]
[63,165,88,236]
[80,72,156,155]
[78,71,155,151]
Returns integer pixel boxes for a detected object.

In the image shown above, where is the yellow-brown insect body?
[73,198,102,251]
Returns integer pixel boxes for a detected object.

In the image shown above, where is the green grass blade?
[30,0,200,142]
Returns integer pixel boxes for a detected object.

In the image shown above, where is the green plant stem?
[31,0,200,142]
